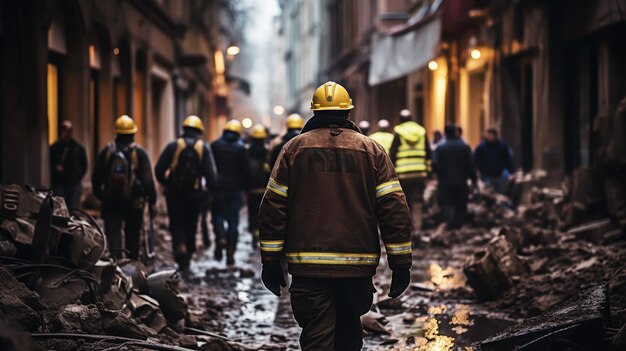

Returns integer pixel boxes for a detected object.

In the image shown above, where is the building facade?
[0,0,237,187]
[280,0,626,179]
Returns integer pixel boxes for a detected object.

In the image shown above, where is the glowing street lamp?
[242,118,253,129]
[428,60,439,71]
[273,105,285,115]
[226,45,240,56]
[470,48,482,60]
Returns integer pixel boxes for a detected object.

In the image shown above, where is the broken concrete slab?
[479,285,611,350]
[567,218,614,243]
[45,304,103,334]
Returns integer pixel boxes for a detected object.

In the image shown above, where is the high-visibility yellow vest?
[393,121,430,178]
[369,131,394,153]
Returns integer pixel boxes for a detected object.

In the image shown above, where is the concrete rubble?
[0,184,242,350]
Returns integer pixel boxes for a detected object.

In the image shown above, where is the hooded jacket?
[389,121,432,179]
[258,116,412,278]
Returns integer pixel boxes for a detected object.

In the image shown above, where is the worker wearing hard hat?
[268,113,303,170]
[91,115,157,260]
[369,119,394,153]
[154,115,218,270]
[210,119,251,265]
[389,109,432,234]
[246,124,270,247]
[259,81,412,350]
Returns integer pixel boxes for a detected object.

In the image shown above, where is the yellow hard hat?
[250,124,268,139]
[183,115,205,132]
[286,114,304,129]
[115,115,138,134]
[310,81,354,111]
[224,119,243,135]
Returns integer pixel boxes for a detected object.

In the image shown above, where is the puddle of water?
[368,303,514,350]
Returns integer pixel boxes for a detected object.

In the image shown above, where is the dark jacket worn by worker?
[154,129,218,195]
[50,139,88,185]
[268,129,300,170]
[433,138,477,185]
[474,140,513,177]
[92,137,157,206]
[248,140,269,194]
[211,131,251,193]
[389,121,432,179]
[259,116,412,278]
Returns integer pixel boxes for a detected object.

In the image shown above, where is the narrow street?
[2,1,626,350]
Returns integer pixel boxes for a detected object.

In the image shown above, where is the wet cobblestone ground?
[149,208,515,350]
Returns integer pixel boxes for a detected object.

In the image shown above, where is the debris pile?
[439,169,625,347]
[0,184,243,351]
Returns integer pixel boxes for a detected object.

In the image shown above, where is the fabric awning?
[368,14,441,86]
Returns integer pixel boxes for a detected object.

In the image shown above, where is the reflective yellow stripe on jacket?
[385,241,412,255]
[286,252,380,265]
[376,180,402,198]
[260,240,284,252]
[267,178,288,197]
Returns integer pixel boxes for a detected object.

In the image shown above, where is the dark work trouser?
[211,191,243,254]
[438,183,469,229]
[102,204,143,259]
[52,182,82,210]
[290,277,374,351]
[400,178,426,232]
[166,194,202,263]
[247,191,264,239]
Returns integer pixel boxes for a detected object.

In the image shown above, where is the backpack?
[170,138,203,192]
[105,142,137,205]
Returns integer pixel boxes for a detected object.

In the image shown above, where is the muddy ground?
[147,184,626,350]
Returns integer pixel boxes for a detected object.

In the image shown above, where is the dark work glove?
[262,264,286,297]
[388,269,410,298]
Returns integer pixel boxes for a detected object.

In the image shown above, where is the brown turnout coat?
[259,116,412,278]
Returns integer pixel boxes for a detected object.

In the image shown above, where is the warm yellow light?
[242,118,253,129]
[214,50,225,74]
[273,105,285,115]
[226,45,240,56]
[471,48,482,60]
[428,60,439,71]
[113,47,120,56]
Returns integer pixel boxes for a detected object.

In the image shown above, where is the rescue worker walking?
[433,125,477,229]
[50,120,88,209]
[211,120,251,265]
[154,115,218,270]
[259,81,412,351]
[268,114,303,169]
[369,119,394,153]
[92,115,157,260]
[389,109,432,233]
[247,124,269,247]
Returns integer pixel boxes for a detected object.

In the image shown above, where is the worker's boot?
[226,241,236,266]
[175,243,190,271]
[214,239,226,261]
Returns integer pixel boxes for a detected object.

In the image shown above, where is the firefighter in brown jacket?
[259,81,412,350]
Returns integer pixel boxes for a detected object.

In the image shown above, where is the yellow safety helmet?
[250,124,268,139]
[310,81,354,111]
[115,115,138,134]
[183,115,205,132]
[224,119,243,135]
[286,114,304,129]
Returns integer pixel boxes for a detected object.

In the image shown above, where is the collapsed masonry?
[0,184,244,351]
